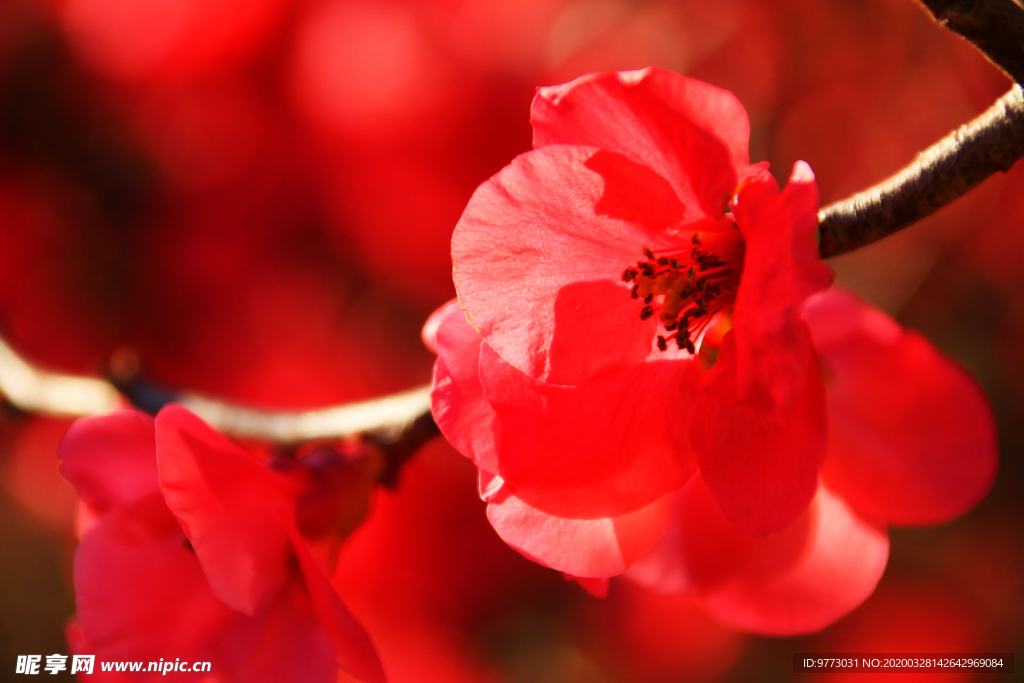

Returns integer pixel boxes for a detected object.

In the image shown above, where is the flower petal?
[481,471,673,578]
[292,530,386,683]
[66,620,133,683]
[563,574,610,598]
[421,298,461,354]
[730,161,833,411]
[692,161,831,536]
[631,474,888,635]
[58,411,160,515]
[804,288,999,526]
[429,301,497,472]
[453,144,684,382]
[73,496,261,680]
[226,589,338,683]
[532,68,758,222]
[480,342,699,518]
[156,405,296,616]
[692,332,827,536]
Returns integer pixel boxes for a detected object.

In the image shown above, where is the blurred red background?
[0,0,1021,680]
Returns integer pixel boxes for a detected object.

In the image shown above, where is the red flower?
[58,407,386,682]
[426,68,998,633]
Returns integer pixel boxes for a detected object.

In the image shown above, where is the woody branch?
[818,0,1024,256]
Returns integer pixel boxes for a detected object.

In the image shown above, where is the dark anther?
[644,294,653,304]
[643,247,655,260]
[657,336,667,351]
[684,338,695,354]
[630,284,640,298]
[657,257,670,265]
[640,306,654,320]
[691,234,701,245]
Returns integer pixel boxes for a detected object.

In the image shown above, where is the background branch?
[919,0,1024,84]
[818,0,1024,257]
[0,332,436,468]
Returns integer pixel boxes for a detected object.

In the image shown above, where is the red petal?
[156,405,296,616]
[480,341,699,518]
[804,288,999,525]
[482,472,672,578]
[73,496,261,680]
[532,68,759,222]
[691,162,831,536]
[292,530,386,683]
[563,573,610,598]
[58,411,160,514]
[621,494,693,595]
[429,301,497,472]
[730,161,833,411]
[421,298,461,354]
[637,474,888,635]
[66,620,133,683]
[453,144,682,382]
[227,587,337,683]
[692,332,827,536]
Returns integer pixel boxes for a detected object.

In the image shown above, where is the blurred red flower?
[58,408,385,683]
[426,68,999,634]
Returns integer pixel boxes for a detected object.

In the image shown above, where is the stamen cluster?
[621,234,735,353]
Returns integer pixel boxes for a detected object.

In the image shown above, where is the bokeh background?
[0,0,1021,680]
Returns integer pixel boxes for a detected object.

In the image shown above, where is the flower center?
[621,233,742,353]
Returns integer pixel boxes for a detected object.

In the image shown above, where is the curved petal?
[292,530,386,683]
[58,411,160,514]
[481,471,673,578]
[156,405,296,616]
[692,332,826,536]
[621,493,693,595]
[563,574,610,598]
[421,298,461,354]
[730,161,833,411]
[429,301,498,472]
[73,496,261,680]
[480,342,700,518]
[691,162,831,536]
[227,589,338,683]
[532,68,759,221]
[804,288,999,526]
[453,144,684,382]
[635,474,888,635]
[66,620,133,683]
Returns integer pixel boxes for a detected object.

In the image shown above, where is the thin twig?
[818,0,1024,257]
[0,336,119,416]
[178,385,433,446]
[0,332,434,449]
